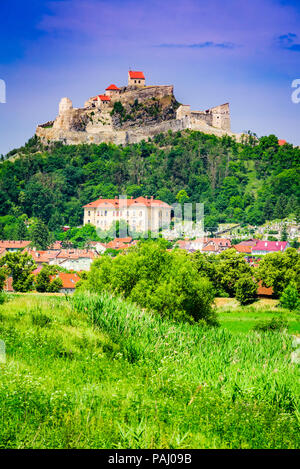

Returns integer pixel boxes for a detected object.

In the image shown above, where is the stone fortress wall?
[36,71,240,145]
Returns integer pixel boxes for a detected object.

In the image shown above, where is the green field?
[0,293,299,449]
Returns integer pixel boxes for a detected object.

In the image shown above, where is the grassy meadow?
[0,292,299,449]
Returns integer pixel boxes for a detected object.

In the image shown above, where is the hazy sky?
[0,0,300,154]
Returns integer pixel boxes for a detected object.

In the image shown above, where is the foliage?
[0,252,36,292]
[0,131,299,232]
[280,282,300,311]
[214,249,253,297]
[30,219,51,250]
[253,316,288,332]
[85,240,216,323]
[0,267,6,292]
[35,265,63,293]
[256,248,300,298]
[235,276,258,305]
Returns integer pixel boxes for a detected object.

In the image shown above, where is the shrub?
[86,241,216,324]
[235,276,257,305]
[280,282,300,311]
[0,292,7,305]
[253,316,288,332]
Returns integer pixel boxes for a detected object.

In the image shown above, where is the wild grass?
[0,292,299,449]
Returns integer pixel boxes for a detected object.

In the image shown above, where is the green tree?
[279,282,299,311]
[30,219,51,250]
[256,248,300,298]
[0,252,36,292]
[281,225,288,241]
[235,276,258,305]
[214,249,253,297]
[87,241,216,324]
[15,218,28,240]
[0,267,6,291]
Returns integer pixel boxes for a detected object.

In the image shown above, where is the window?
[139,211,143,217]
[88,211,90,216]
[105,211,107,216]
[88,220,90,224]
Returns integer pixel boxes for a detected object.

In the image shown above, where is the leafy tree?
[48,276,63,293]
[15,218,28,240]
[235,276,258,305]
[35,265,63,293]
[86,241,216,324]
[214,249,253,297]
[0,252,36,292]
[281,225,288,241]
[256,248,300,298]
[176,190,189,205]
[279,282,299,311]
[30,219,51,250]
[0,267,6,291]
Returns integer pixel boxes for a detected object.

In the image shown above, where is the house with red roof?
[50,273,81,294]
[83,196,171,233]
[252,241,289,256]
[49,249,97,271]
[105,84,120,98]
[128,70,145,86]
[0,240,31,252]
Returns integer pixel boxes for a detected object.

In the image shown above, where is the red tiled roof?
[105,84,120,91]
[278,139,287,146]
[202,244,218,252]
[25,249,60,264]
[129,71,145,79]
[0,240,31,249]
[49,241,62,250]
[106,238,136,250]
[234,245,253,254]
[50,273,80,290]
[93,94,111,102]
[83,196,171,209]
[55,249,96,260]
[238,239,260,247]
[253,241,288,252]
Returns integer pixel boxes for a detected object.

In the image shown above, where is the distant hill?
[0,130,299,231]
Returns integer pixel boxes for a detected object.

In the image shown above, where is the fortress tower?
[128,71,145,86]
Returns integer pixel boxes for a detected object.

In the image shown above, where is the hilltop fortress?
[36,71,239,145]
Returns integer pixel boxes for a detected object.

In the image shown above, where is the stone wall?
[36,115,240,146]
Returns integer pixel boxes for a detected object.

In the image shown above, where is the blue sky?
[0,0,300,154]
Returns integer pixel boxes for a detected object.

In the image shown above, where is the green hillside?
[0,131,299,238]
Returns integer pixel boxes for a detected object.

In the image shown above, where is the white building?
[83,196,172,233]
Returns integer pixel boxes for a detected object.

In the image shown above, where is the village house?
[0,240,31,252]
[49,249,97,271]
[252,241,289,256]
[50,272,81,294]
[175,237,231,254]
[83,196,172,233]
